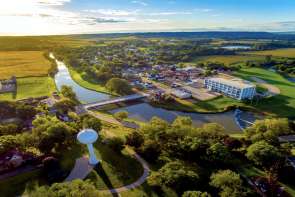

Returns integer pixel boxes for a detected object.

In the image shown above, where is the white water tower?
[77,129,99,165]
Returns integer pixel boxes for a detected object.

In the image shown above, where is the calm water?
[51,53,260,132]
[51,54,111,103]
[110,103,260,132]
[221,45,252,50]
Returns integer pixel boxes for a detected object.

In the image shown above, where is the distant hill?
[75,31,295,40]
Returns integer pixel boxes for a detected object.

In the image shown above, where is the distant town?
[0,32,295,197]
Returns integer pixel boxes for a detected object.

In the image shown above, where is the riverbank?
[68,68,118,96]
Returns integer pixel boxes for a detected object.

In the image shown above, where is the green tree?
[246,141,284,169]
[245,118,291,144]
[0,135,18,154]
[60,85,78,102]
[82,115,102,131]
[206,142,232,164]
[114,111,128,121]
[106,78,133,95]
[29,179,101,197]
[125,131,144,148]
[107,137,125,153]
[148,160,200,194]
[53,98,76,113]
[210,170,245,197]
[137,139,161,162]
[141,117,169,140]
[182,191,211,197]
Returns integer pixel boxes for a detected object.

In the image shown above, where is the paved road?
[99,147,150,195]
[64,157,94,182]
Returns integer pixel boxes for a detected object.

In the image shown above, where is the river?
[51,54,260,132]
[221,45,252,50]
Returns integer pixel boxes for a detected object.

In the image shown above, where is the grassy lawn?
[0,76,56,100]
[193,55,265,65]
[69,68,115,95]
[234,67,295,117]
[0,51,52,79]
[242,48,295,58]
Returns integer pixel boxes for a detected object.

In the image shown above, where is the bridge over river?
[83,93,149,110]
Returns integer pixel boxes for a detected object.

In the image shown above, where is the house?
[0,76,16,93]
[171,89,192,99]
[204,77,256,100]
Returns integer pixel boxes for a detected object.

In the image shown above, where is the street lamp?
[77,128,99,165]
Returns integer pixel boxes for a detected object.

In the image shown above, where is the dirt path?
[251,77,281,96]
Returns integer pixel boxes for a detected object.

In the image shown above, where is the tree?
[182,191,211,197]
[141,117,169,140]
[106,78,133,95]
[60,85,78,102]
[0,123,19,136]
[137,140,161,162]
[0,135,18,154]
[206,142,232,164]
[210,170,245,197]
[246,141,284,169]
[53,98,76,113]
[148,160,200,194]
[114,111,128,121]
[245,118,291,144]
[125,131,144,148]
[107,137,125,153]
[82,115,102,131]
[16,104,36,120]
[29,179,101,197]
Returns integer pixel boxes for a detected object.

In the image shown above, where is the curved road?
[65,112,151,195]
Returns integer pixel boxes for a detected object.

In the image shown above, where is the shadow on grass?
[93,164,119,197]
[93,142,144,187]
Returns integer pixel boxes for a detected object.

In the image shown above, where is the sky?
[1,0,295,35]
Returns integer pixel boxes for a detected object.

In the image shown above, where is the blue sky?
[0,0,295,35]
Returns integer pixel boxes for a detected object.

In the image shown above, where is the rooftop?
[207,77,255,89]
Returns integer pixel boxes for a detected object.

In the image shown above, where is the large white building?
[204,77,256,100]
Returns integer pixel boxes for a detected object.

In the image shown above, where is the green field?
[0,77,56,100]
[69,68,116,95]
[0,51,52,79]
[234,67,295,117]
[193,55,265,65]
[163,67,295,117]
[242,48,295,58]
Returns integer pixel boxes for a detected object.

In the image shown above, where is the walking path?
[251,77,281,96]
[99,147,150,195]
[64,113,150,194]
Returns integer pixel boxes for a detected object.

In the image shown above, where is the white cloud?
[147,11,192,16]
[83,9,139,16]
[37,0,71,6]
[132,1,148,6]
[194,8,213,13]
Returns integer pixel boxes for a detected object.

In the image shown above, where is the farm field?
[0,51,52,79]
[242,48,295,58]
[193,55,265,65]
[0,77,56,100]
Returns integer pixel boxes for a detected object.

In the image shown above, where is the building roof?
[206,77,255,89]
